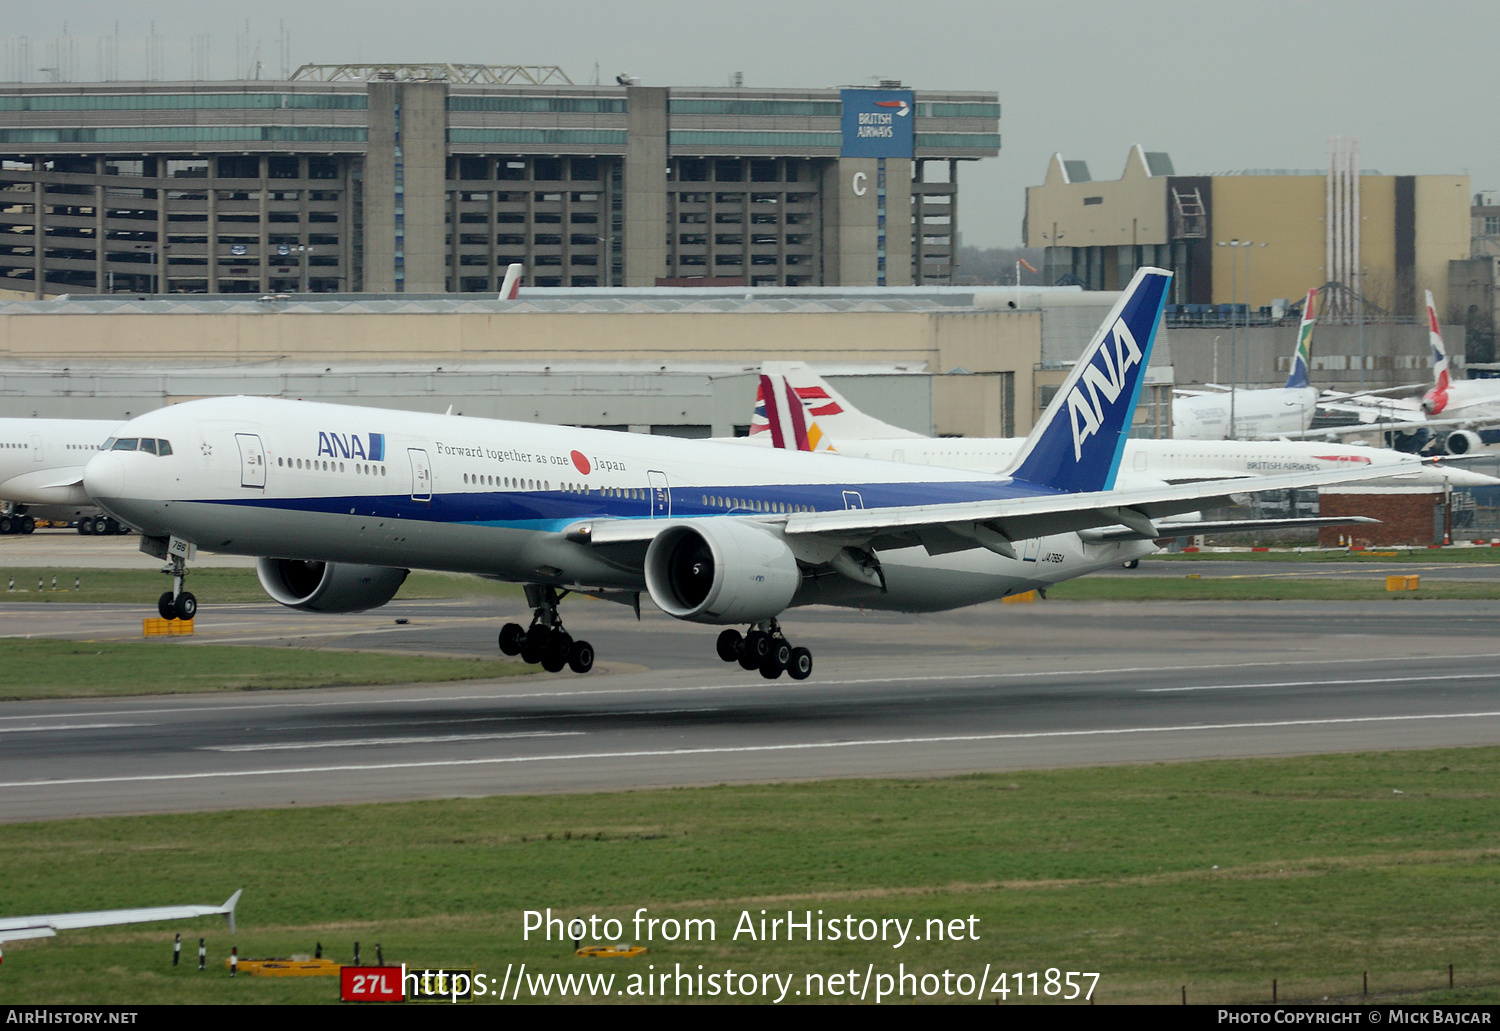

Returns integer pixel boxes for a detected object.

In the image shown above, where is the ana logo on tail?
[1065,318,1144,460]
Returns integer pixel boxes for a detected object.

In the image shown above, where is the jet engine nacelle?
[1445,429,1484,456]
[643,520,801,625]
[256,557,410,613]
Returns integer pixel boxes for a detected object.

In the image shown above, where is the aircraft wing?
[577,464,1401,560]
[1079,515,1379,543]
[0,890,241,943]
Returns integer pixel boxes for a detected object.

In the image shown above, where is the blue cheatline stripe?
[196,476,1064,529]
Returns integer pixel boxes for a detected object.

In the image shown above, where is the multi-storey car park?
[0,64,1000,297]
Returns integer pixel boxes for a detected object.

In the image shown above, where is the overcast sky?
[7,0,1498,247]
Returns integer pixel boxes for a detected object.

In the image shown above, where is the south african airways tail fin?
[1284,287,1317,389]
[1007,266,1170,494]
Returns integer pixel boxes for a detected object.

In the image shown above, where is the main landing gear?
[715,620,812,681]
[498,584,594,674]
[156,548,197,621]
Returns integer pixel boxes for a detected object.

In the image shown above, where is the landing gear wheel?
[739,629,770,670]
[716,628,743,663]
[158,592,176,620]
[498,622,526,656]
[787,647,813,681]
[521,624,552,665]
[102,518,118,535]
[0,517,11,535]
[759,653,784,680]
[173,592,197,621]
[78,519,92,535]
[1121,559,1139,569]
[20,516,34,534]
[769,639,792,670]
[541,632,572,673]
[567,640,594,674]
[92,516,108,535]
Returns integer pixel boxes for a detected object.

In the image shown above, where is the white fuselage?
[0,418,122,511]
[83,397,1150,614]
[1172,387,1319,440]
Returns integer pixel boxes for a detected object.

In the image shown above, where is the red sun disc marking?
[570,450,591,475]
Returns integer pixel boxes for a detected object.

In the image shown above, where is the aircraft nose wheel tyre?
[172,592,197,621]
[498,622,526,656]
[158,592,176,620]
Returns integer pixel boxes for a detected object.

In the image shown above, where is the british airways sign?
[840,89,914,158]
[318,432,385,461]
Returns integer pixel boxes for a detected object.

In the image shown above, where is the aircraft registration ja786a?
[83,269,1375,681]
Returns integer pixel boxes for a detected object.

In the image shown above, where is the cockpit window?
[139,438,158,455]
[156,439,172,456]
[103,438,117,450]
[111,438,139,451]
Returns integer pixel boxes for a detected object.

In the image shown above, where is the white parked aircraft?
[82,269,1375,680]
[745,362,1498,490]
[0,418,127,534]
[1172,288,1321,439]
[1317,290,1500,455]
[0,890,240,944]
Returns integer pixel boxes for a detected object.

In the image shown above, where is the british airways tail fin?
[1008,267,1170,493]
[751,362,924,450]
[1284,288,1317,389]
[499,263,523,300]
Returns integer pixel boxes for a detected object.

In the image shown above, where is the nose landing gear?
[716,621,812,681]
[154,538,197,620]
[498,584,594,674]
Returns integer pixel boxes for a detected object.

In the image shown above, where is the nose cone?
[83,450,127,508]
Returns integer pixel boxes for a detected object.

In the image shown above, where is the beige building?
[0,294,1041,438]
[1024,146,1470,318]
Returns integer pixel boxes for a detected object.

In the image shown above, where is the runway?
[2,596,1499,821]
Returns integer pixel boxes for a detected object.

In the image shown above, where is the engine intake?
[644,520,800,625]
[1445,429,1483,456]
[256,558,409,613]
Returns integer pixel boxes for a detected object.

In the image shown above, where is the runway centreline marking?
[5,651,1500,722]
[4,710,1500,790]
[202,730,585,752]
[1145,673,1499,693]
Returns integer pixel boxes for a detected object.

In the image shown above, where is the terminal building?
[0,65,1000,297]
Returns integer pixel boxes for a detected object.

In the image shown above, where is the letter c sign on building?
[851,171,868,197]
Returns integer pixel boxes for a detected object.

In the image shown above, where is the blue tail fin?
[1008,267,1171,493]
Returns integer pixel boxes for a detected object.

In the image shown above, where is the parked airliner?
[83,269,1375,680]
[1172,288,1321,439]
[1317,290,1500,455]
[0,418,127,534]
[745,362,1498,489]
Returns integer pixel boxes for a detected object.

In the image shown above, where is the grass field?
[0,568,523,605]
[1,747,1496,1005]
[0,639,528,700]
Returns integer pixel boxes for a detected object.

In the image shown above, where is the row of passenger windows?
[106,437,173,455]
[277,457,387,476]
[702,496,812,514]
[2,442,105,450]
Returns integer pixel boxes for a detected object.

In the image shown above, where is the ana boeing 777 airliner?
[82,269,1375,680]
